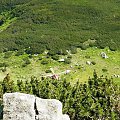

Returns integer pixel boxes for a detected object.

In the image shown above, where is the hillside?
[0,1,120,119]
[0,0,120,54]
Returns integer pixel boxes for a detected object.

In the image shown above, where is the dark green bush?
[0,72,120,120]
[4,52,13,58]
[22,63,27,67]
[1,67,7,72]
[85,55,90,59]
[22,57,31,67]
[89,42,95,47]
[0,63,9,67]
[51,55,59,60]
[64,58,71,64]
[0,20,4,26]
[38,56,42,60]
[25,59,31,65]
[28,54,33,59]
[61,50,68,55]
[45,69,52,73]
[80,44,88,50]
[67,55,72,59]
[15,50,24,56]
[78,66,81,69]
[41,60,49,65]
[48,50,56,56]
[102,68,108,72]
[109,45,117,51]
[70,47,77,54]
[91,61,96,65]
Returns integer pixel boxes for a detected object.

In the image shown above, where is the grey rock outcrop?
[3,92,70,120]
[3,93,35,120]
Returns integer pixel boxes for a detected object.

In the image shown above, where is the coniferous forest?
[0,72,120,120]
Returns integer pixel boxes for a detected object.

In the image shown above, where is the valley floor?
[0,47,120,85]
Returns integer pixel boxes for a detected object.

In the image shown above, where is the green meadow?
[0,47,119,85]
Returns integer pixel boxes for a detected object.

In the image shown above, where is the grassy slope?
[0,0,120,52]
[0,47,119,85]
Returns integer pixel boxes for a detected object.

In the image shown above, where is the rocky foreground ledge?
[3,92,70,120]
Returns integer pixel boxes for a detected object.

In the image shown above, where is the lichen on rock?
[3,92,70,120]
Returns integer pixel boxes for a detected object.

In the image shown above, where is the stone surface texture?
[3,92,70,120]
[3,93,35,120]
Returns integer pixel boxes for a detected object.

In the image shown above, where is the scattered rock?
[34,54,38,56]
[75,63,79,66]
[101,52,108,59]
[113,74,120,78]
[70,65,73,68]
[65,70,71,74]
[58,59,65,62]
[86,61,91,65]
[44,51,48,54]
[66,50,71,55]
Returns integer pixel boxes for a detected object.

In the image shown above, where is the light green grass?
[0,17,17,32]
[68,47,120,84]
[0,11,17,32]
[0,47,119,85]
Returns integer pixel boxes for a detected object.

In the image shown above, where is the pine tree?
[2,73,15,93]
